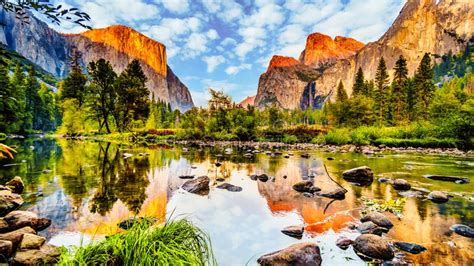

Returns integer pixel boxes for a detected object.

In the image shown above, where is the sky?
[45,0,405,107]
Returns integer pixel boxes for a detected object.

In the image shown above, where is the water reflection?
[0,138,473,264]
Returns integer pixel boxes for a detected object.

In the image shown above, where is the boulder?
[336,237,353,250]
[0,193,23,216]
[353,234,394,261]
[20,233,46,249]
[5,177,24,194]
[357,221,389,236]
[427,191,449,203]
[257,242,321,266]
[0,227,36,248]
[216,183,242,192]
[342,166,374,185]
[292,181,315,193]
[281,225,304,239]
[179,175,195,179]
[450,224,474,238]
[394,242,427,254]
[257,174,269,182]
[118,217,157,230]
[316,187,347,200]
[182,176,210,195]
[360,212,393,229]
[392,179,411,191]
[424,175,469,184]
[0,240,12,260]
[3,211,51,231]
[13,244,60,265]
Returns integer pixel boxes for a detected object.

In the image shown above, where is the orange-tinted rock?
[77,25,167,77]
[300,32,364,67]
[267,55,299,71]
[238,96,256,107]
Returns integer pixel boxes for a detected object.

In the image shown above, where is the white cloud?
[158,0,190,14]
[225,64,251,75]
[203,55,226,72]
[206,29,219,40]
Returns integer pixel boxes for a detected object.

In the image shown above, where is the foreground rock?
[19,233,46,249]
[216,183,242,192]
[392,179,411,191]
[182,176,210,195]
[0,240,12,260]
[342,166,374,185]
[316,187,347,200]
[424,175,469,184]
[353,234,394,261]
[394,242,427,254]
[0,193,23,216]
[450,224,474,238]
[360,212,393,229]
[257,242,321,266]
[3,211,51,231]
[0,226,36,247]
[427,191,450,203]
[5,177,24,194]
[336,237,353,250]
[281,225,304,239]
[357,221,389,236]
[13,244,60,265]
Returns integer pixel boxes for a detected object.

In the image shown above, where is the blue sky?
[47,0,405,106]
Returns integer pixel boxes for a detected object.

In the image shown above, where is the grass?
[58,219,215,265]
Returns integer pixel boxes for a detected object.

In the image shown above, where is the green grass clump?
[282,134,299,144]
[58,219,215,266]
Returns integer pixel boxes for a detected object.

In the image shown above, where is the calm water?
[1,137,473,265]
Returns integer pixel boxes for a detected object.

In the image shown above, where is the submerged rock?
[292,181,315,193]
[3,211,51,232]
[427,191,450,203]
[392,179,411,191]
[357,221,389,236]
[13,244,60,265]
[336,237,353,250]
[360,212,393,229]
[257,242,321,266]
[424,175,469,184]
[216,183,242,192]
[342,166,374,185]
[281,225,304,239]
[301,153,311,159]
[394,242,427,254]
[179,175,195,179]
[182,176,210,195]
[0,193,23,216]
[353,234,394,261]
[317,187,347,200]
[450,224,474,238]
[5,177,24,194]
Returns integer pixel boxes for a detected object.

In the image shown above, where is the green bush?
[282,134,299,144]
[374,137,458,148]
[0,133,6,141]
[324,128,351,145]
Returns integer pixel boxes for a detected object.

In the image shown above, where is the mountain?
[0,10,194,111]
[255,0,474,109]
[238,96,256,107]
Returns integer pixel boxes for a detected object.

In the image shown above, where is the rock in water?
[336,237,353,250]
[257,174,269,182]
[281,225,304,239]
[353,234,394,261]
[0,193,23,216]
[293,181,315,193]
[392,179,411,191]
[13,244,60,265]
[427,191,449,203]
[394,242,427,254]
[450,224,474,238]
[179,175,195,179]
[181,176,210,195]
[3,211,51,231]
[342,166,374,185]
[257,242,322,266]
[5,177,24,194]
[424,175,469,184]
[360,212,393,229]
[216,183,242,192]
[317,187,347,200]
[19,233,46,249]
[357,221,389,236]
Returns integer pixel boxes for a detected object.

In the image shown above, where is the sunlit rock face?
[255,0,474,109]
[299,33,364,67]
[238,96,256,107]
[0,11,193,111]
[267,55,300,71]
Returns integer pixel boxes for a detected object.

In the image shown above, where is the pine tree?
[8,64,26,132]
[24,66,42,131]
[374,57,390,123]
[62,50,88,107]
[0,64,18,132]
[352,67,365,96]
[391,55,409,123]
[336,80,348,102]
[414,53,435,119]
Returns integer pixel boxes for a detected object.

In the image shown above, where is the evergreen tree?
[0,64,17,132]
[414,53,435,118]
[391,55,409,123]
[405,78,416,121]
[336,80,348,102]
[24,66,42,131]
[5,64,26,132]
[374,57,390,123]
[62,50,88,107]
[37,83,56,131]
[352,67,365,96]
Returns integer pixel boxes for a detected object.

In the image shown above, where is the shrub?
[282,134,299,144]
[324,128,351,145]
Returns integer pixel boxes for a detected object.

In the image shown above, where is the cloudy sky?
[46,0,405,106]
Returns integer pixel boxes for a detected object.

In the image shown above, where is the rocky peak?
[73,25,167,77]
[299,32,364,67]
[238,96,256,107]
[267,55,299,72]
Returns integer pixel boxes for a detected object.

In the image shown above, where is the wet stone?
[336,237,353,250]
[427,191,450,203]
[357,221,389,236]
[182,176,210,195]
[292,181,315,193]
[394,242,427,254]
[360,212,393,229]
[342,166,374,185]
[216,183,242,192]
[392,179,411,191]
[353,234,394,261]
[281,225,304,239]
[450,224,474,238]
[424,175,469,184]
[257,242,321,266]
